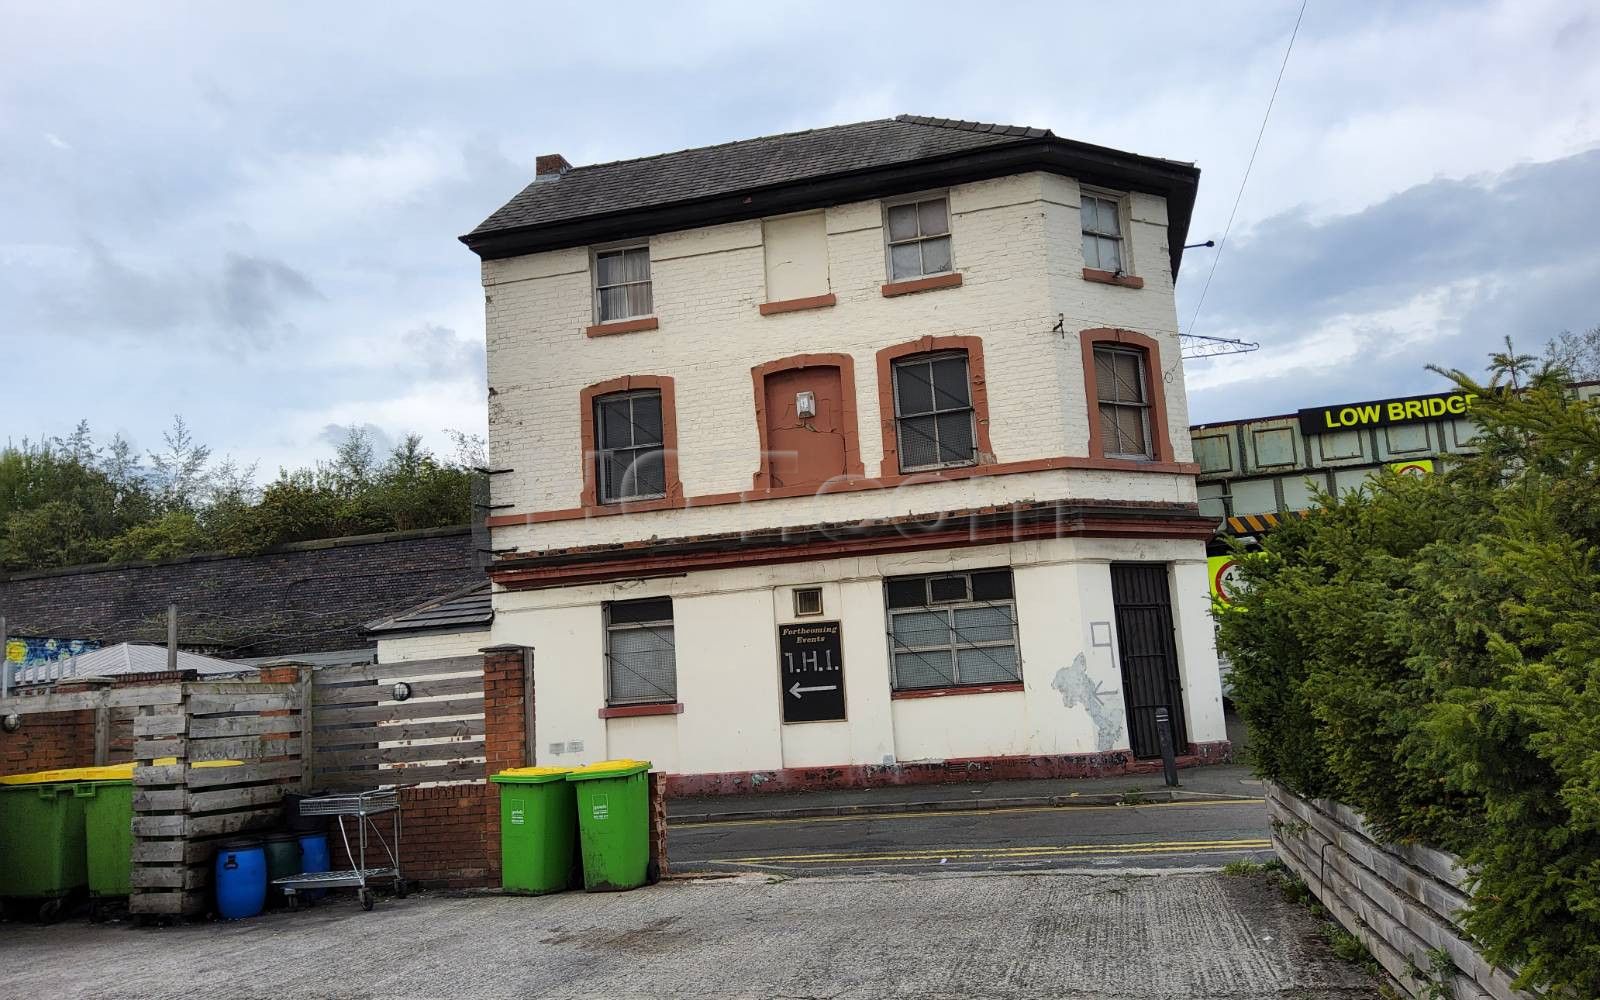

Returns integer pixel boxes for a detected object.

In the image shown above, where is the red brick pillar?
[648,771,668,880]
[480,644,533,880]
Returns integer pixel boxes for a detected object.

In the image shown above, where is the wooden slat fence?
[130,678,308,917]
[308,656,485,792]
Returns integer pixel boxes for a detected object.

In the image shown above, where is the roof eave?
[461,137,1199,275]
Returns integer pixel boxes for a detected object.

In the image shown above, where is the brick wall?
[327,784,493,890]
[481,645,532,881]
[0,527,480,657]
[483,172,1195,554]
[0,671,192,777]
[0,709,94,775]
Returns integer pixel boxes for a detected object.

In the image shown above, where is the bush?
[1218,357,1600,996]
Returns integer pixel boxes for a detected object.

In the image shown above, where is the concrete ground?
[4,871,1380,1000]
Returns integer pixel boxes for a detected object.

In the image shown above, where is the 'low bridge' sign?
[778,621,846,723]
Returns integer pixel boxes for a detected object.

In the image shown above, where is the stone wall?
[1266,782,1531,1000]
[0,527,480,658]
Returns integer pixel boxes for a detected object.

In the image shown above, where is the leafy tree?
[1219,343,1600,995]
[1,418,479,570]
[1544,323,1600,381]
[147,415,213,513]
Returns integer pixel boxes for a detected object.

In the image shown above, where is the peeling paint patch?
[1052,652,1125,752]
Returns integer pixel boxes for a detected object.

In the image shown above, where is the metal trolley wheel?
[359,888,375,911]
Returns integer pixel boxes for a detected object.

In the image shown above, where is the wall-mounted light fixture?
[795,390,816,419]
[1,714,20,733]
[392,682,413,702]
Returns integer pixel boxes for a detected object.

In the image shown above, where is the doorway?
[1110,563,1188,759]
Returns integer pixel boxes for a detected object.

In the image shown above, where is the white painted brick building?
[464,116,1228,793]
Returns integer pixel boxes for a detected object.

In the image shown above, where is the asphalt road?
[668,797,1274,875]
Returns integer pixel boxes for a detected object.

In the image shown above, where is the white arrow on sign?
[788,682,838,699]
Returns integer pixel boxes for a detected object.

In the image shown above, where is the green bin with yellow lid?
[489,766,577,894]
[565,759,652,892]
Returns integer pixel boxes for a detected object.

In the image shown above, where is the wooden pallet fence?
[129,678,307,917]
[309,656,485,792]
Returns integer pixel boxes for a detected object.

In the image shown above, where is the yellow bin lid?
[564,759,651,781]
[491,766,571,785]
[0,759,242,785]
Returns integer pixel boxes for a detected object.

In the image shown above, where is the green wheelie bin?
[0,767,93,920]
[78,773,135,905]
[490,766,575,894]
[566,759,652,892]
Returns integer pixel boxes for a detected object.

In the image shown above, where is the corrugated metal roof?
[364,584,492,636]
[10,643,255,686]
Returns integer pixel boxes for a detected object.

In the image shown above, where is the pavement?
[668,763,1264,824]
[2,870,1381,999]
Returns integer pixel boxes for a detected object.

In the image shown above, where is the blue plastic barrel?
[214,838,267,920]
[297,832,330,900]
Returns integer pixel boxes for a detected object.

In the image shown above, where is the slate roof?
[364,583,492,637]
[462,115,1200,272]
[469,116,1053,237]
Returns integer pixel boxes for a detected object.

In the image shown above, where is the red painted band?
[665,741,1233,797]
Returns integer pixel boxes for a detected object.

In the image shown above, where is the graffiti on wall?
[1051,652,1125,751]
[4,636,100,673]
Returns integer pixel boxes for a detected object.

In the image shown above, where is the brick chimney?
[535,154,571,182]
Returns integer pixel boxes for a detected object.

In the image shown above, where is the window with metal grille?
[884,569,1020,690]
[594,389,666,503]
[1093,345,1152,459]
[1081,194,1125,273]
[884,196,953,281]
[793,587,823,617]
[604,597,677,705]
[892,351,976,472]
[594,246,652,322]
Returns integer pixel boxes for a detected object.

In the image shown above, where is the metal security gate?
[1110,563,1188,759]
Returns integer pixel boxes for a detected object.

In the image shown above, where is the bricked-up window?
[594,389,666,503]
[891,351,976,471]
[594,246,652,322]
[884,196,952,281]
[1093,345,1153,459]
[885,569,1020,690]
[605,597,677,705]
[1081,193,1125,273]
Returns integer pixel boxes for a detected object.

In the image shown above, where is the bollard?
[1155,706,1180,787]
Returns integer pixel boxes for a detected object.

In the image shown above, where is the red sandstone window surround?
[1079,329,1174,463]
[874,336,994,477]
[579,375,683,510]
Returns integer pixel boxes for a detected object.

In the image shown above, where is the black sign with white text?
[778,621,846,723]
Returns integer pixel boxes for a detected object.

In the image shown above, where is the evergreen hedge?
[1217,359,1600,997]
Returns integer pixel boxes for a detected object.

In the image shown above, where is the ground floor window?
[884,569,1021,690]
[604,597,677,704]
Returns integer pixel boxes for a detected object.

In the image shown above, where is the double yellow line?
[722,837,1272,867]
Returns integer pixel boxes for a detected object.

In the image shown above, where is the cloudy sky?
[3,1,1597,473]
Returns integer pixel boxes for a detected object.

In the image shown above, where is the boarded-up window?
[892,352,976,471]
[1093,345,1151,458]
[763,212,829,302]
[605,598,676,705]
[594,390,666,503]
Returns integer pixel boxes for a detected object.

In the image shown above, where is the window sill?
[891,681,1023,701]
[585,316,659,338]
[759,293,836,316]
[598,702,684,719]
[881,272,963,298]
[1082,268,1144,289]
